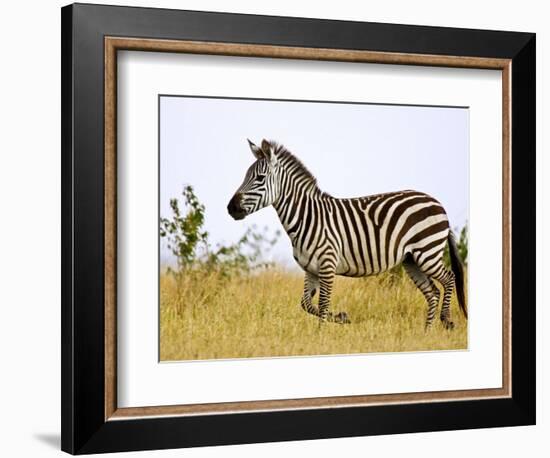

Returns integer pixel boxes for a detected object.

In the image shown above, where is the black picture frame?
[61,3,535,454]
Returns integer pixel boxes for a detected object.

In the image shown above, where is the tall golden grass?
[160,267,467,361]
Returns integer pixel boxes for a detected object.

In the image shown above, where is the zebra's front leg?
[317,261,350,325]
[300,272,320,318]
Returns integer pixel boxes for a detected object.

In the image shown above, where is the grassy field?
[160,267,467,361]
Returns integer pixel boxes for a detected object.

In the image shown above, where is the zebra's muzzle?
[227,194,246,220]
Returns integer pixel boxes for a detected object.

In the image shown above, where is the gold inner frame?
[104,37,512,421]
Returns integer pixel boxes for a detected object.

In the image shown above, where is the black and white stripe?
[228,139,467,329]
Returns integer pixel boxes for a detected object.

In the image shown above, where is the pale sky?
[160,96,468,268]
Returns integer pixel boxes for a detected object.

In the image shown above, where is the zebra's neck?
[272,171,324,234]
[267,144,326,234]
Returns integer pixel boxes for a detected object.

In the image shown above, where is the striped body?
[228,140,467,329]
[282,190,449,279]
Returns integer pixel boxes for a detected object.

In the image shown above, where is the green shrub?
[160,185,209,271]
[160,185,280,276]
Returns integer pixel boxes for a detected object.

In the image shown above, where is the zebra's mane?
[271,141,319,186]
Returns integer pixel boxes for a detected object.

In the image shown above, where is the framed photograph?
[61,3,536,454]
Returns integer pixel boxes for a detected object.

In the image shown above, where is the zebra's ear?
[261,139,277,165]
[247,139,264,160]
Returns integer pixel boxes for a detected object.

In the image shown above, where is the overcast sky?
[160,96,468,268]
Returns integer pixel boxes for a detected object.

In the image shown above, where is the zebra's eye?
[256,174,266,182]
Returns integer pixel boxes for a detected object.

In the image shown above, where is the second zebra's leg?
[300,271,320,317]
[403,256,440,330]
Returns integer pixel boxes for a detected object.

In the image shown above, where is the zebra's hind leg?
[430,262,456,330]
[403,256,441,330]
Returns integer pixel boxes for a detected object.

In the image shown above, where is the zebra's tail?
[448,232,468,319]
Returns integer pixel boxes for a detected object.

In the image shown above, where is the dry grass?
[160,268,467,361]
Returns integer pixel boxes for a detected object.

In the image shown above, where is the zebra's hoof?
[443,320,455,330]
[334,312,351,324]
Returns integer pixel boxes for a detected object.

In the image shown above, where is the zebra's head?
[227,139,280,220]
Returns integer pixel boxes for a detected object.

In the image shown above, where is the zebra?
[227,139,467,329]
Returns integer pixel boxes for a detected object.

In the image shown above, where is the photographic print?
[159,95,469,361]
[62,7,535,452]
